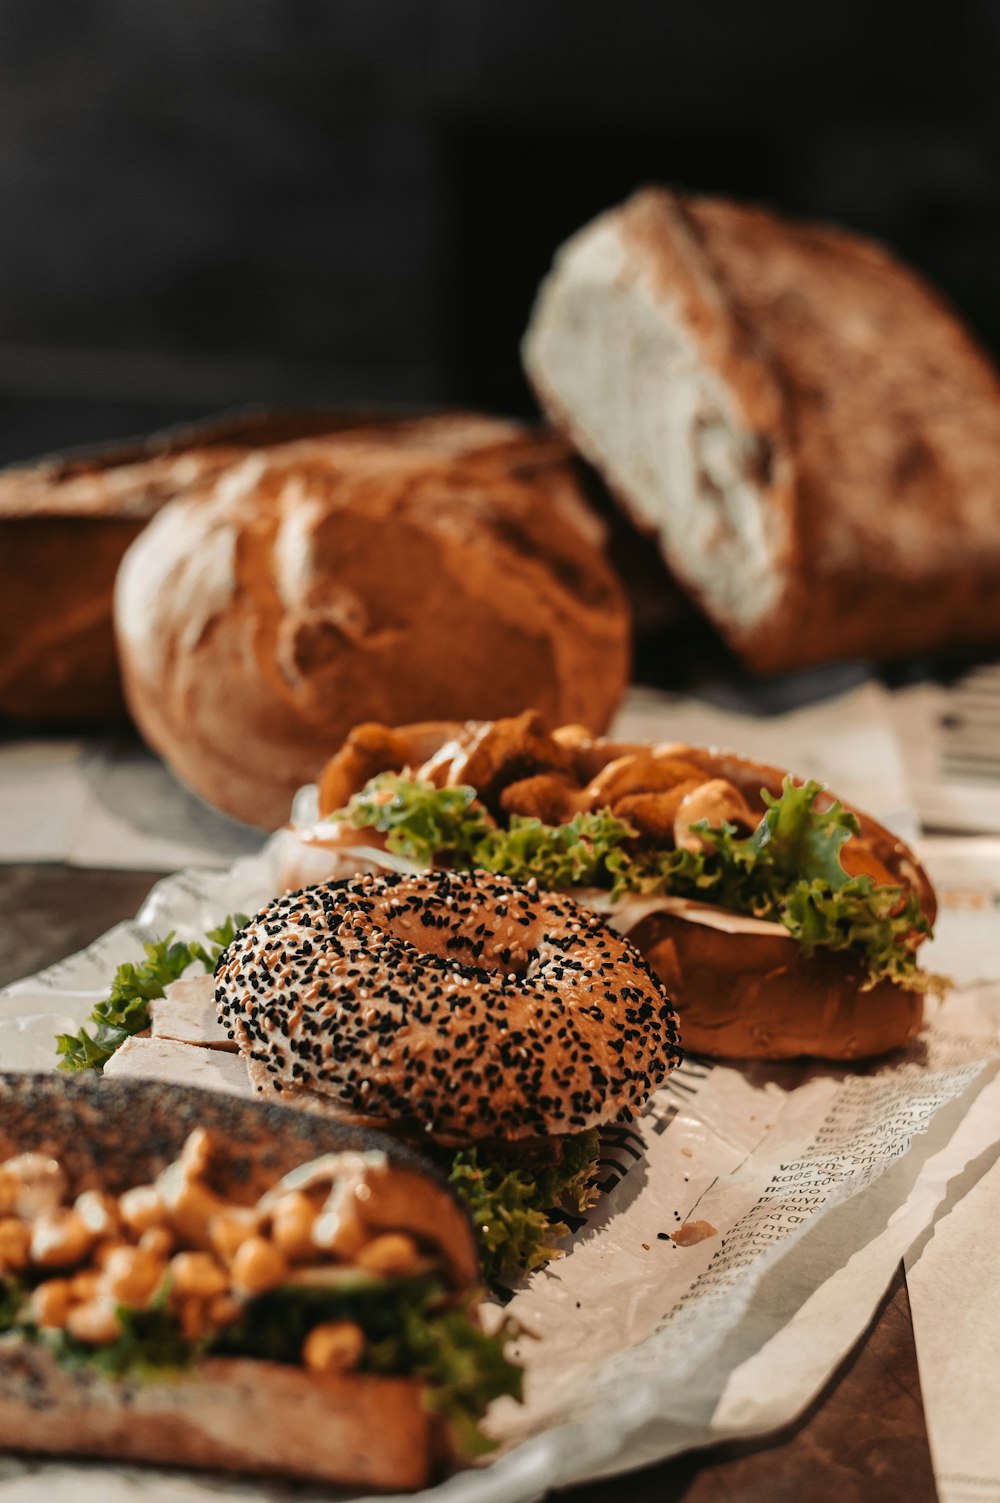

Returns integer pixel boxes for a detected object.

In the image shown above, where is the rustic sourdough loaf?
[523,187,1000,673]
[114,414,630,827]
[0,409,389,722]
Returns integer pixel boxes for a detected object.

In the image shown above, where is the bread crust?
[0,1344,436,1491]
[630,910,923,1060]
[524,186,1000,673]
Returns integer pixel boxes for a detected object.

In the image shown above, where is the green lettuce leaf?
[55,914,248,1074]
[344,776,494,866]
[337,774,930,988]
[447,1129,601,1283]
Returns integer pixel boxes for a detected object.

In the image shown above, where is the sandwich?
[213,866,683,1281]
[0,1073,520,1489]
[56,868,683,1286]
[278,710,939,1062]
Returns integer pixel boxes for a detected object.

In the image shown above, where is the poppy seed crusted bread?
[216,869,682,1142]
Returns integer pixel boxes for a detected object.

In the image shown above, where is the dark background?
[2,0,1000,466]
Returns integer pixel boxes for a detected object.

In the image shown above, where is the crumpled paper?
[1,838,998,1502]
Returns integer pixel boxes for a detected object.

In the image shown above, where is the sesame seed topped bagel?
[215,869,682,1144]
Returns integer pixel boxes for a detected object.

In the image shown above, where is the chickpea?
[302,1321,365,1373]
[30,1209,95,1270]
[354,1233,421,1277]
[70,1269,101,1301]
[118,1185,165,1236]
[139,1225,175,1259]
[93,1239,129,1269]
[230,1236,288,1296]
[269,1192,316,1261]
[165,1178,230,1250]
[208,1293,243,1329]
[178,1128,214,1179]
[178,1297,210,1344]
[169,1251,229,1300]
[30,1279,73,1329]
[209,1208,257,1265]
[1,1154,66,1219]
[67,1298,120,1346]
[0,1218,31,1273]
[74,1190,120,1241]
[312,1201,367,1258]
[100,1245,165,1307]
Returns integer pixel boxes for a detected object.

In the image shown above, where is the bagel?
[0,1073,514,1489]
[216,869,682,1145]
[279,712,938,1063]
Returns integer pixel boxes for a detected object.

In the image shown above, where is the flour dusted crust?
[0,412,301,722]
[216,869,682,1142]
[114,414,629,828]
[524,187,1000,673]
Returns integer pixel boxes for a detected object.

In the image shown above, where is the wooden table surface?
[0,862,940,1503]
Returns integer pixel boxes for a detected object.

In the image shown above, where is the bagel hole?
[378,910,538,979]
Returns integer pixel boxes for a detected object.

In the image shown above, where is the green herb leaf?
[338,774,931,988]
[0,1276,24,1334]
[55,914,249,1074]
[447,1129,601,1283]
[343,775,495,866]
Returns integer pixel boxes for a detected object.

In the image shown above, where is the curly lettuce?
[447,1129,601,1283]
[55,915,248,1074]
[338,774,930,988]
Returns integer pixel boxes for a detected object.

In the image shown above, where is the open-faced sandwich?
[0,1074,519,1489]
[278,711,939,1062]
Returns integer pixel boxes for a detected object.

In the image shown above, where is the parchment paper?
[1,838,999,1502]
[903,837,1000,1503]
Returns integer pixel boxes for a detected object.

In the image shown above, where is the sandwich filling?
[329,753,931,991]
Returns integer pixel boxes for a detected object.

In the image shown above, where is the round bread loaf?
[114,414,630,827]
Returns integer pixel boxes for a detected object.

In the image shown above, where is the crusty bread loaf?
[0,409,376,722]
[114,415,630,827]
[523,187,1000,674]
